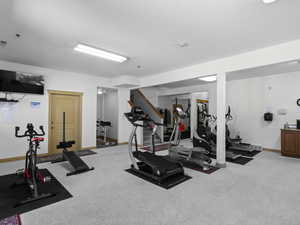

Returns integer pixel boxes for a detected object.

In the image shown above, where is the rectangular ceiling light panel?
[198,75,217,82]
[74,44,127,63]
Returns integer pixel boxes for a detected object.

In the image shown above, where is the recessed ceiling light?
[177,42,189,48]
[0,40,7,47]
[74,44,127,63]
[287,60,300,65]
[198,75,217,82]
[97,87,106,95]
[262,0,277,4]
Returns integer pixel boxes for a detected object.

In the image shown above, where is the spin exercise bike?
[12,124,56,207]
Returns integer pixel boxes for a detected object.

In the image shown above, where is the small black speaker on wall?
[297,120,300,129]
[264,112,273,122]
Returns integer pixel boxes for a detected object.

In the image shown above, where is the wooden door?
[48,91,82,154]
[282,130,299,156]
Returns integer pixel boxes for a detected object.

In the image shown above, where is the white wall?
[226,71,300,149]
[117,88,131,143]
[0,60,110,159]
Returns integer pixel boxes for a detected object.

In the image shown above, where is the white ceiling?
[1,0,300,78]
[228,61,300,80]
[151,61,300,89]
[154,79,208,89]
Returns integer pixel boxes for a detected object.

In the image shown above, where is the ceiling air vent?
[0,40,7,47]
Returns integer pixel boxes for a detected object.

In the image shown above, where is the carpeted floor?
[37,149,97,164]
[0,215,21,225]
[0,144,300,225]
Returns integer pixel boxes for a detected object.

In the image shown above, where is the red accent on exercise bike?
[32,137,45,142]
[24,169,31,179]
[37,172,46,183]
[179,122,186,132]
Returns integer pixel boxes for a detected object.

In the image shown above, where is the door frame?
[48,90,83,154]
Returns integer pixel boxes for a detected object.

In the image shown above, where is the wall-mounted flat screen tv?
[0,70,44,95]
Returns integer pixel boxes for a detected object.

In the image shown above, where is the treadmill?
[124,108,190,189]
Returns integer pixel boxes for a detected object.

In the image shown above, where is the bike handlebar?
[15,124,45,138]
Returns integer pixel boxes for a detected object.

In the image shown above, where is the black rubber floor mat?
[37,150,96,164]
[0,169,72,220]
[209,154,253,165]
[162,156,220,174]
[230,150,261,158]
[227,156,253,165]
[125,169,191,189]
[180,161,220,174]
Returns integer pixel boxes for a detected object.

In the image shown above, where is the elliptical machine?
[225,106,263,154]
[193,107,243,161]
[12,124,55,207]
[168,106,213,171]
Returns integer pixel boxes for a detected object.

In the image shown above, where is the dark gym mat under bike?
[229,149,262,158]
[0,169,72,220]
[209,154,253,165]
